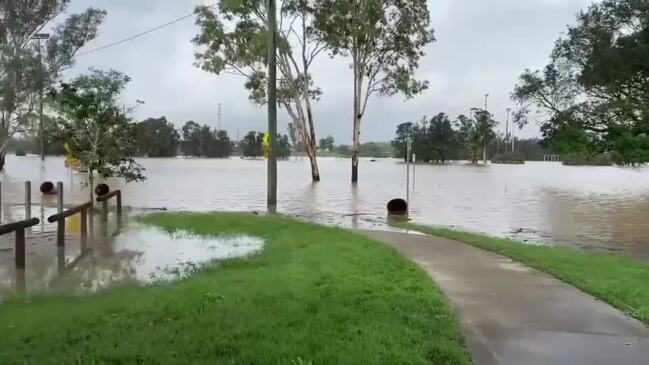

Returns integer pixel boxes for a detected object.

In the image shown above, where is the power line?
[77,5,214,57]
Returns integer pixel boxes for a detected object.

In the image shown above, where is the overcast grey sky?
[62,0,595,143]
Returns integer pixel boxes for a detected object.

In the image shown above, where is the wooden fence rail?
[0,218,40,293]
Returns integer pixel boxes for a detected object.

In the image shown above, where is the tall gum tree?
[512,0,649,165]
[0,0,105,169]
[193,0,325,181]
[314,0,435,182]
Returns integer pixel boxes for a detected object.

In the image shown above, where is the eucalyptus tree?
[193,0,325,181]
[513,0,649,165]
[314,0,435,182]
[0,0,105,168]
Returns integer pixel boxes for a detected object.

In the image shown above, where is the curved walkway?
[360,230,649,365]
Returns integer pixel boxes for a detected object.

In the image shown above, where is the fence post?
[24,181,31,219]
[80,209,87,252]
[15,228,26,293]
[56,219,65,273]
[57,182,64,213]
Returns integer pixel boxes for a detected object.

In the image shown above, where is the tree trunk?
[351,62,361,183]
[303,89,321,182]
[303,135,320,182]
[307,148,320,181]
[482,146,486,164]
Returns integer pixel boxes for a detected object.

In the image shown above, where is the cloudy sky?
[61,0,595,143]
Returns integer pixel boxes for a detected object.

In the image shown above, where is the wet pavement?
[361,230,649,365]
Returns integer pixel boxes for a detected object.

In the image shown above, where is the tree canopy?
[50,69,145,199]
[512,0,649,165]
[135,117,180,158]
[180,121,232,158]
[193,0,323,180]
[313,0,435,181]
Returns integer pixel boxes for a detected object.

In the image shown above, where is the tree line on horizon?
[392,111,553,164]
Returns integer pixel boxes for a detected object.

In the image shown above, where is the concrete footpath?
[360,230,649,365]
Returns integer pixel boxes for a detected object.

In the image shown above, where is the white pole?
[412,153,416,191]
[406,136,411,206]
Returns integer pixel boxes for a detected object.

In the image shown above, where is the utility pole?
[266,0,278,207]
[505,107,511,153]
[33,33,50,162]
[217,102,222,131]
[484,93,489,111]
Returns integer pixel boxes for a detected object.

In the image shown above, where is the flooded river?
[3,155,649,257]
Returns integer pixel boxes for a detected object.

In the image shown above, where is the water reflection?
[2,156,649,256]
[0,220,264,299]
[56,225,264,292]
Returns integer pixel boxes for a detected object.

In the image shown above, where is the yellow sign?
[263,132,270,157]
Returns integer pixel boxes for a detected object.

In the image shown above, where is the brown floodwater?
[2,155,649,258]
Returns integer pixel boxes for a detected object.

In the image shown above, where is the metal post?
[15,228,26,293]
[80,209,87,252]
[57,220,65,248]
[116,191,122,219]
[56,220,65,273]
[24,181,31,219]
[505,108,511,153]
[412,154,416,191]
[101,200,108,222]
[57,181,63,213]
[266,0,278,207]
[218,103,222,131]
[406,136,411,206]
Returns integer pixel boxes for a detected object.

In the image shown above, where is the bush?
[492,151,525,164]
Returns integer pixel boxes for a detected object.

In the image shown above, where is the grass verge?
[395,222,649,325]
[0,213,470,364]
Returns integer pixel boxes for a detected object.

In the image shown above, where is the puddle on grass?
[55,225,265,292]
[0,222,264,299]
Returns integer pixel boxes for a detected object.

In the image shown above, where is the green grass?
[396,222,649,325]
[0,213,470,364]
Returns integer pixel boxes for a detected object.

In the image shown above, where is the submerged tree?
[319,135,334,151]
[314,0,435,182]
[135,117,180,157]
[193,0,325,181]
[455,114,482,164]
[180,121,232,158]
[391,122,413,162]
[0,1,106,168]
[50,69,145,201]
[472,109,497,164]
[241,131,264,158]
